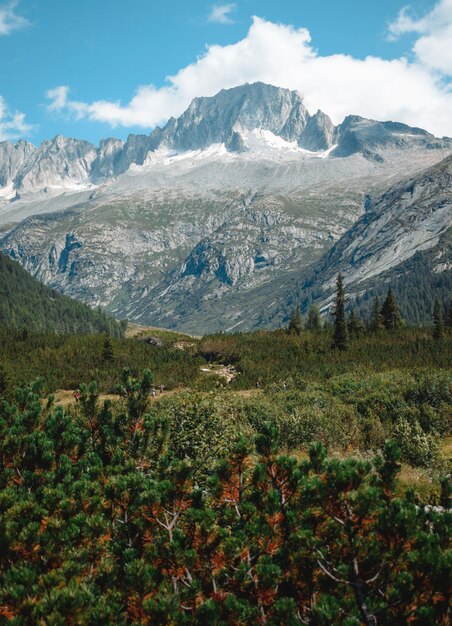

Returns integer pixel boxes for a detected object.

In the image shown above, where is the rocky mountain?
[331,115,449,159]
[1,83,450,200]
[0,82,451,333]
[0,139,36,187]
[317,155,452,288]
[150,82,330,152]
[272,154,452,324]
[13,135,98,193]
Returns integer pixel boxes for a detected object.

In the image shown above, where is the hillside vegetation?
[0,371,450,625]
[196,327,451,388]
[0,294,451,624]
[0,252,124,336]
[0,327,202,394]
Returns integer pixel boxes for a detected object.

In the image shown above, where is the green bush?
[393,417,439,467]
[148,392,245,481]
[405,372,452,408]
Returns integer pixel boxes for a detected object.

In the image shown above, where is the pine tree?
[288,304,303,336]
[102,334,115,362]
[370,296,384,332]
[306,304,322,331]
[381,288,402,330]
[333,273,347,350]
[348,307,364,338]
[433,299,445,340]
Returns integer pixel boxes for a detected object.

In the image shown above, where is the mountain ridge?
[1,82,451,199]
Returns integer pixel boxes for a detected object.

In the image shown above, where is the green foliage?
[117,365,451,473]
[288,303,303,335]
[433,298,445,340]
[0,328,202,394]
[197,327,452,390]
[0,362,9,397]
[333,273,348,350]
[102,334,115,362]
[381,288,403,330]
[370,296,384,331]
[0,252,124,336]
[347,307,364,338]
[353,245,452,325]
[306,304,322,331]
[393,417,439,467]
[148,392,242,482]
[0,381,450,625]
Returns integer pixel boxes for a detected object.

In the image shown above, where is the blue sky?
[1,0,451,144]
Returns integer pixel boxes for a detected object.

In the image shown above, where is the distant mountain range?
[0,82,451,332]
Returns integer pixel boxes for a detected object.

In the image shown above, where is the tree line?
[288,274,451,350]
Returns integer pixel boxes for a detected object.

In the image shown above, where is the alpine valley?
[1,82,451,333]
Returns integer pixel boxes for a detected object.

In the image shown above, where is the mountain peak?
[155,82,334,152]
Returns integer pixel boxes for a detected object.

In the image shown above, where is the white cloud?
[0,0,29,36]
[46,86,71,112]
[388,0,452,74]
[208,3,236,25]
[46,15,452,137]
[0,95,33,140]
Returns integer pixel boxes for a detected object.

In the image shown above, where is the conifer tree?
[370,296,384,332]
[433,299,445,340]
[102,334,115,362]
[306,304,322,331]
[333,273,347,350]
[381,288,402,330]
[288,304,303,336]
[348,307,364,338]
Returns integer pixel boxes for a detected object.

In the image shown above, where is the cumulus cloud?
[388,0,452,74]
[0,0,29,36]
[0,95,33,140]
[46,14,452,137]
[208,3,236,25]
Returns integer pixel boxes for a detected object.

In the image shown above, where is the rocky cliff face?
[154,83,316,150]
[315,154,452,286]
[14,135,97,192]
[90,138,125,180]
[2,145,450,333]
[276,154,452,318]
[0,139,36,187]
[332,116,444,159]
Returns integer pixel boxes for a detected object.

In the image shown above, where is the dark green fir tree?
[381,288,402,330]
[433,299,445,340]
[444,303,452,328]
[102,334,115,363]
[348,307,364,338]
[333,273,347,350]
[288,304,303,336]
[370,296,384,332]
[306,304,322,331]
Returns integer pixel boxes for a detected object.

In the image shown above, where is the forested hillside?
[353,233,452,324]
[0,252,124,336]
